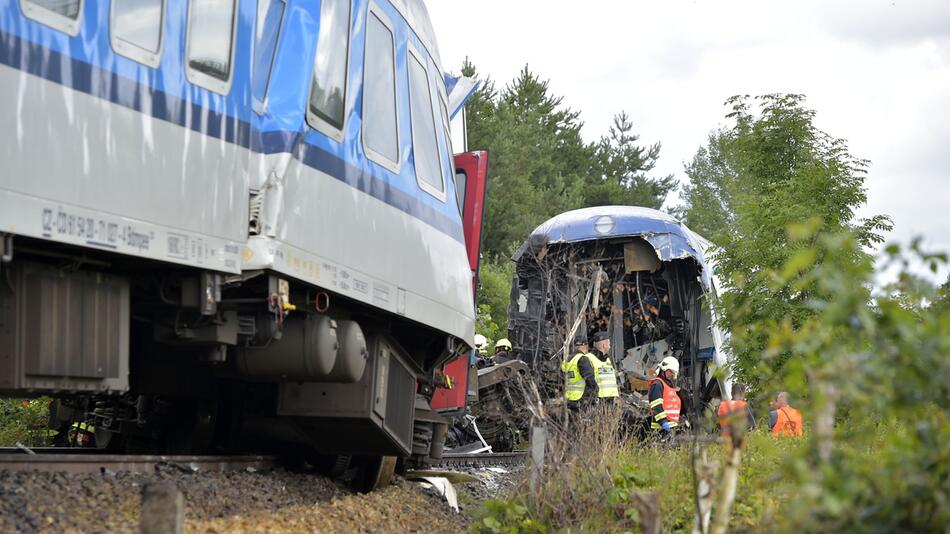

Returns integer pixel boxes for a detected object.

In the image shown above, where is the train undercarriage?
[0,235,460,489]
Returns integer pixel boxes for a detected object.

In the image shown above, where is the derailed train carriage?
[0,0,487,487]
[472,207,734,441]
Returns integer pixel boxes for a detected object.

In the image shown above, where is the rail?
[432,451,527,468]
[0,448,277,474]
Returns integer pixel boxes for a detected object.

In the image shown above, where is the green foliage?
[476,258,515,342]
[462,62,676,259]
[932,274,950,313]
[471,501,547,534]
[471,429,806,533]
[680,94,892,389]
[759,233,950,532]
[0,398,52,447]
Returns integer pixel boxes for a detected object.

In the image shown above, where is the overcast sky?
[428,0,950,280]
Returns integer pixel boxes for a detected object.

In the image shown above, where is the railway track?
[432,451,527,469]
[0,446,525,474]
[0,448,277,474]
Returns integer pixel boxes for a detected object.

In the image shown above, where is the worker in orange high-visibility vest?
[717,383,756,438]
[769,391,803,437]
[648,357,682,433]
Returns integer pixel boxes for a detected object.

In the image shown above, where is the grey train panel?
[0,61,245,273]
[245,159,475,342]
[0,262,130,394]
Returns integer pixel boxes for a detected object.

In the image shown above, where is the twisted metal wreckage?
[451,207,736,451]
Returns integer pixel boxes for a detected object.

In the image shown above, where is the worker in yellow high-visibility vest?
[562,332,620,409]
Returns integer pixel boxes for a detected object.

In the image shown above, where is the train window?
[19,0,83,36]
[439,95,452,153]
[111,0,164,68]
[408,50,445,199]
[361,9,400,169]
[185,0,237,94]
[252,0,285,113]
[455,170,467,215]
[307,0,351,139]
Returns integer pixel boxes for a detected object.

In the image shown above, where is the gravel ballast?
[0,464,516,533]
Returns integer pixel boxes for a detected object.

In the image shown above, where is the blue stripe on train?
[0,29,465,244]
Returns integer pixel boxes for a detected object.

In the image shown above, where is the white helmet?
[474,334,488,349]
[658,356,680,376]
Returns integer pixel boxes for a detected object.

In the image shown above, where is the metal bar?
[432,451,527,468]
[0,453,277,474]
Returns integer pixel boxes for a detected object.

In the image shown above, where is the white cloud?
[427,0,950,278]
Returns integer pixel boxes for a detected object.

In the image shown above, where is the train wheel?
[353,455,397,492]
[94,427,123,451]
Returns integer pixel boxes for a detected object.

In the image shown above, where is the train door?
[431,151,489,412]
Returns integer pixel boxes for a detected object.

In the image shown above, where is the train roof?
[512,206,714,267]
[392,0,442,71]
[391,0,478,119]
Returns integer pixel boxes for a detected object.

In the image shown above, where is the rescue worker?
[66,421,96,447]
[562,336,594,408]
[769,391,803,437]
[562,332,619,409]
[474,334,489,357]
[473,334,491,368]
[717,383,756,438]
[493,338,514,364]
[587,331,620,402]
[648,357,682,434]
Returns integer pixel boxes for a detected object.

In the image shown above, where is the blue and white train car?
[0,0,487,483]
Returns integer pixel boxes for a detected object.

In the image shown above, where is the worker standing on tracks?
[648,357,682,434]
[493,339,514,364]
[769,392,804,437]
[717,383,756,438]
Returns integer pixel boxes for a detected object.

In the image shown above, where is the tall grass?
[471,404,829,534]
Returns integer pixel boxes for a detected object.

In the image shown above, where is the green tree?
[681,94,892,387]
[475,258,515,343]
[679,129,737,238]
[469,65,592,258]
[933,274,950,313]
[585,112,676,209]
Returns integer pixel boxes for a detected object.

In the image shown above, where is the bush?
[471,416,815,533]
[0,398,52,447]
[477,258,515,342]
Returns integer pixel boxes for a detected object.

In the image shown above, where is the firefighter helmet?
[658,356,680,376]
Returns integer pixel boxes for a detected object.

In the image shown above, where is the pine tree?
[464,64,590,258]
[586,112,676,209]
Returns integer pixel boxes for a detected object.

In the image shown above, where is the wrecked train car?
[507,206,734,418]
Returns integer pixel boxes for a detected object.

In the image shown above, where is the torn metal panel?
[444,74,480,120]
[513,206,707,263]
